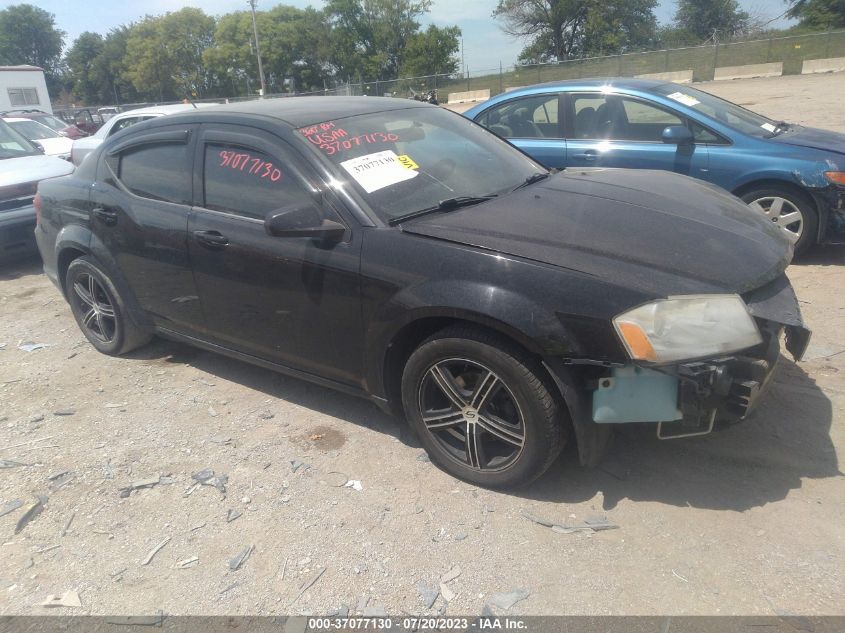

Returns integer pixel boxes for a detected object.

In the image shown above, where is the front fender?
[362,279,617,400]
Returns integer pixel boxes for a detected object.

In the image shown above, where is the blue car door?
[475,93,567,169]
[563,92,709,180]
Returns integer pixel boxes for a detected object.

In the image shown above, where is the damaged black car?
[34,98,811,488]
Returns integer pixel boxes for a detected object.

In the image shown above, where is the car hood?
[0,154,74,186]
[34,137,73,156]
[400,169,792,296]
[768,125,845,155]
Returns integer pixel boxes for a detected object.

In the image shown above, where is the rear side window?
[117,143,191,205]
[203,143,312,219]
[110,116,154,136]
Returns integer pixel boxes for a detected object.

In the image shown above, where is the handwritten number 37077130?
[218,150,282,182]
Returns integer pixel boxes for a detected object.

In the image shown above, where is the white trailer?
[0,65,52,114]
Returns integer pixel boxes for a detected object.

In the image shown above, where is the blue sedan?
[464,78,845,253]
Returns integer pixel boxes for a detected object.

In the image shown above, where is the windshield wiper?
[511,172,550,192]
[388,195,497,226]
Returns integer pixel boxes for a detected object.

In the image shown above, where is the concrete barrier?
[802,57,845,74]
[714,62,783,81]
[635,69,694,83]
[447,89,491,104]
[504,85,527,92]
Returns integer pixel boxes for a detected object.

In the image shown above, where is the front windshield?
[0,119,40,158]
[9,119,60,140]
[37,115,70,132]
[651,83,783,137]
[294,106,544,222]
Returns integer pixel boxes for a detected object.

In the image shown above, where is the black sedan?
[34,98,810,488]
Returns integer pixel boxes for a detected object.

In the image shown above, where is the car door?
[475,94,567,169]
[89,124,204,332]
[187,124,364,386]
[563,92,708,178]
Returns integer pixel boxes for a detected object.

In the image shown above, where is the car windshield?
[9,119,61,140]
[0,119,40,158]
[294,106,544,222]
[651,83,783,137]
[36,115,71,132]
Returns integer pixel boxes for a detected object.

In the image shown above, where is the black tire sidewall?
[65,257,128,355]
[741,187,817,255]
[402,334,562,489]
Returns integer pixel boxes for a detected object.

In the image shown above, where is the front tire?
[401,326,566,488]
[741,187,817,255]
[65,256,151,356]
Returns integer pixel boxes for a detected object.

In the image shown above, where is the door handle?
[572,151,598,161]
[193,230,229,249]
[91,206,118,226]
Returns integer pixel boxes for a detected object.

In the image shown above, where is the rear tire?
[740,187,817,255]
[65,256,151,356]
[401,325,566,488]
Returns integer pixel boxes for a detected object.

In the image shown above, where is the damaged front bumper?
[590,274,811,439]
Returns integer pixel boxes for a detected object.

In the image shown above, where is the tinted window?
[118,143,191,204]
[480,95,560,139]
[203,143,312,219]
[571,94,682,141]
[110,116,154,136]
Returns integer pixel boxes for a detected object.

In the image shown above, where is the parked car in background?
[98,107,120,121]
[70,103,211,166]
[4,117,73,159]
[0,108,87,139]
[55,108,104,136]
[465,78,845,253]
[35,98,809,487]
[0,118,73,259]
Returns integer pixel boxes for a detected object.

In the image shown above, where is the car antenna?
[182,97,198,109]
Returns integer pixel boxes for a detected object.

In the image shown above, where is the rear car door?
[564,92,708,178]
[187,124,364,386]
[475,94,567,169]
[89,124,204,333]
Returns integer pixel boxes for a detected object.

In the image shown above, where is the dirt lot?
[1,73,844,617]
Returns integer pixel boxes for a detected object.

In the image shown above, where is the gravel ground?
[1,73,844,617]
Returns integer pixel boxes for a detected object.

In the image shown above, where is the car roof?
[113,103,210,118]
[165,96,432,128]
[3,117,31,123]
[506,77,667,92]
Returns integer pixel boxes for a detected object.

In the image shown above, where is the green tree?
[0,4,65,95]
[787,0,845,29]
[124,8,215,101]
[400,24,461,77]
[324,0,433,80]
[65,32,106,104]
[494,0,657,63]
[673,0,750,42]
[203,5,332,96]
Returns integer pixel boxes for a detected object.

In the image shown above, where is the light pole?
[248,0,267,97]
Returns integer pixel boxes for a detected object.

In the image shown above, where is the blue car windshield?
[294,106,544,222]
[652,83,783,138]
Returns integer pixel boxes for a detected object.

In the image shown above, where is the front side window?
[203,143,313,219]
[294,106,542,223]
[571,94,683,142]
[480,95,560,139]
[117,143,191,205]
[7,87,39,106]
[0,119,40,157]
[109,116,155,136]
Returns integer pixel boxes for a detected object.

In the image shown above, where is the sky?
[7,0,794,73]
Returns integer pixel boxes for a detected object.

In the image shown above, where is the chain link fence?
[95,29,845,113]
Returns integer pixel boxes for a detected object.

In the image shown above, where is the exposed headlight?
[824,171,845,185]
[613,294,762,364]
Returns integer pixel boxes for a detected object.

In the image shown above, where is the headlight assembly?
[613,294,762,364]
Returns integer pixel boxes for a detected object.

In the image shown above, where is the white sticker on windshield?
[760,122,777,133]
[666,91,700,107]
[340,150,418,193]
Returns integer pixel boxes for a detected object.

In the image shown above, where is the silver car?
[71,103,215,166]
[1,119,74,259]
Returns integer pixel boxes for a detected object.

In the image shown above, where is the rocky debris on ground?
[487,588,530,610]
[140,536,170,566]
[15,495,46,534]
[229,544,254,571]
[189,469,228,494]
[521,510,619,534]
[119,475,163,498]
[40,590,82,608]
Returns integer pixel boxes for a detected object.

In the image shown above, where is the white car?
[70,103,216,166]
[1,119,74,259]
[3,117,74,160]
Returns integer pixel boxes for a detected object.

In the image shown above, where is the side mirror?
[264,202,346,242]
[662,125,694,145]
